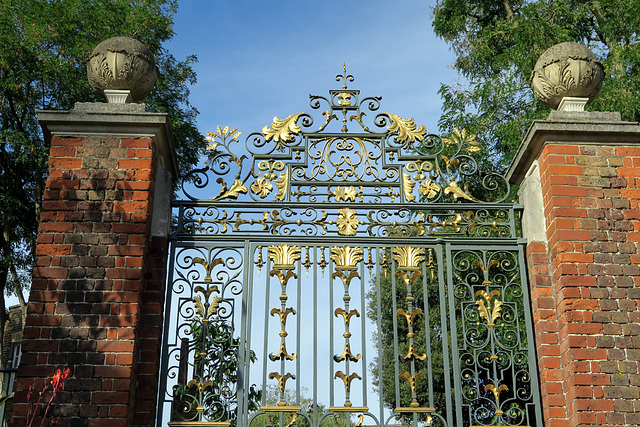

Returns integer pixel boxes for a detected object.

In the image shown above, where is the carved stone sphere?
[530,42,604,109]
[87,36,159,102]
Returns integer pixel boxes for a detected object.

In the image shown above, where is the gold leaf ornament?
[402,173,416,202]
[262,113,304,144]
[444,181,473,201]
[442,128,480,152]
[385,113,426,143]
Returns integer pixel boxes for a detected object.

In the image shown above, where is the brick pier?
[508,111,640,427]
[10,103,177,427]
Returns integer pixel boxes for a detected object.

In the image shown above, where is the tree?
[432,0,640,170]
[0,0,206,365]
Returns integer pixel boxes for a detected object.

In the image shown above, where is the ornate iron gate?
[158,69,543,427]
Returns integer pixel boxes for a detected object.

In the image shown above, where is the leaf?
[402,172,416,202]
[261,113,304,143]
[385,113,426,143]
[444,181,473,201]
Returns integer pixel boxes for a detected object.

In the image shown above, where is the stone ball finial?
[87,36,159,103]
[530,42,604,111]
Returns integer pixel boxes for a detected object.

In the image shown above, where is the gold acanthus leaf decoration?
[213,178,248,201]
[262,113,304,143]
[274,171,288,201]
[330,246,364,270]
[268,244,301,269]
[402,173,416,202]
[442,128,480,152]
[393,246,425,271]
[385,113,427,143]
[444,181,473,201]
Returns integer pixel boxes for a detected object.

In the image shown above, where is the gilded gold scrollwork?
[397,308,422,328]
[401,343,427,362]
[485,383,508,400]
[269,342,296,361]
[335,308,360,326]
[338,92,352,106]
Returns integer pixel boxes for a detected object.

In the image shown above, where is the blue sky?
[165,0,458,139]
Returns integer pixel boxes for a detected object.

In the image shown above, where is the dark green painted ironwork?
[157,72,542,427]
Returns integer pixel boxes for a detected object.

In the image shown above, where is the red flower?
[50,368,70,394]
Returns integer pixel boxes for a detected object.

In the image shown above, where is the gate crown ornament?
[175,69,518,241]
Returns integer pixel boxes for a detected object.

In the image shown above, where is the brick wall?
[524,142,640,426]
[11,131,170,427]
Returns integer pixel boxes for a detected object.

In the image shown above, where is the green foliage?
[432,0,640,170]
[0,0,206,363]
[172,319,261,426]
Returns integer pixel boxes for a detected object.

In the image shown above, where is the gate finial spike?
[336,62,353,89]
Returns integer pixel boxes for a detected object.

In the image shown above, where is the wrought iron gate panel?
[158,70,543,427]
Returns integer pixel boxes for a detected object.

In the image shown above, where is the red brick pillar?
[507,111,640,427]
[11,103,178,427]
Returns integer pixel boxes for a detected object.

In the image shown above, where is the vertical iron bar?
[156,240,177,426]
[436,244,454,426]
[296,252,302,406]
[518,244,544,427]
[329,248,335,407]
[360,248,368,408]
[445,243,462,426]
[239,241,252,427]
[422,246,434,408]
[313,245,318,427]
[391,252,400,408]
[261,249,271,405]
[375,247,385,425]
